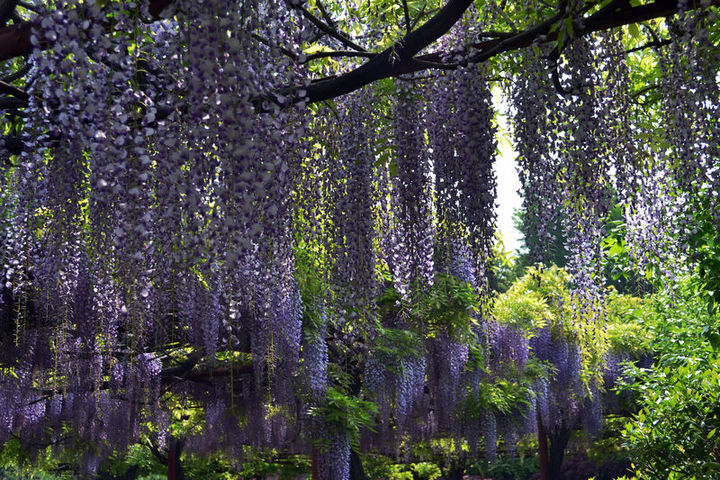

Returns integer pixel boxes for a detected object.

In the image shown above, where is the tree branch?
[20,351,254,408]
[411,3,436,29]
[0,79,28,99]
[0,0,174,62]
[260,0,474,109]
[144,438,168,466]
[183,363,253,381]
[0,20,33,61]
[615,38,672,56]
[160,351,253,383]
[303,50,377,62]
[293,0,717,106]
[286,0,367,52]
[0,96,26,108]
[315,0,337,30]
[1,135,23,157]
[251,32,299,60]
[402,0,412,35]
[160,351,202,379]
[632,83,661,98]
[478,30,520,39]
[0,0,716,115]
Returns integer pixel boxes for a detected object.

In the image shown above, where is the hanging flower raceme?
[530,325,584,435]
[511,50,562,265]
[430,64,497,291]
[423,60,499,455]
[331,90,378,318]
[391,81,435,295]
[661,14,720,208]
[0,0,317,462]
[623,13,720,294]
[317,430,351,480]
[0,1,164,449]
[598,33,640,201]
[451,64,498,289]
[550,37,614,331]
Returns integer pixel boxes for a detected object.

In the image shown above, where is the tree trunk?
[167,438,185,480]
[537,409,549,480]
[442,456,465,480]
[349,449,366,480]
[548,426,571,480]
[446,464,464,480]
[311,445,319,480]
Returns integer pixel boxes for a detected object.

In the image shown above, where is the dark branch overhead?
[299,0,475,101]
[299,0,718,105]
[302,50,377,62]
[286,0,368,52]
[0,96,26,108]
[0,20,33,60]
[257,0,475,110]
[0,0,717,114]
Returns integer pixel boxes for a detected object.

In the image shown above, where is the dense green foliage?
[620,284,720,479]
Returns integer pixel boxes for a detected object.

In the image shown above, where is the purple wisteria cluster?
[363,336,427,446]
[4,6,496,468]
[331,89,378,317]
[0,0,317,466]
[317,430,351,480]
[530,325,585,435]
[424,53,503,454]
[556,38,613,324]
[511,50,562,265]
[622,11,720,289]
[615,11,720,290]
[4,1,717,477]
[450,64,498,287]
[430,63,498,291]
[390,81,435,295]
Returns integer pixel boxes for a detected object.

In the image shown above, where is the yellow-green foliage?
[412,273,480,341]
[496,266,654,390]
[493,288,554,332]
[411,462,442,480]
[494,265,618,388]
[493,265,572,336]
[605,289,651,356]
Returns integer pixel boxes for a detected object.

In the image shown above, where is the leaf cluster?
[494,265,572,336]
[307,387,378,448]
[410,273,480,341]
[620,281,720,478]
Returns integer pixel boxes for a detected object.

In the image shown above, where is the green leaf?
[388,159,398,177]
[707,332,720,352]
[564,18,574,38]
[628,23,640,39]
